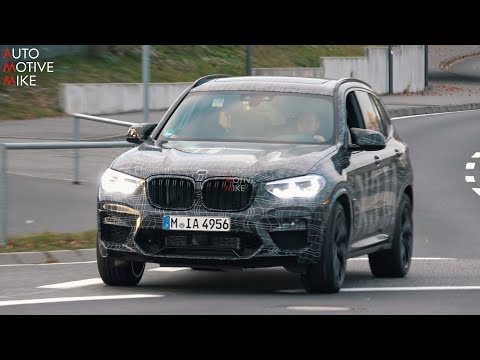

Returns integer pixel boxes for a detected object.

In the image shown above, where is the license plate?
[163,215,230,232]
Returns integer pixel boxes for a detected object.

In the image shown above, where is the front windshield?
[159,91,335,144]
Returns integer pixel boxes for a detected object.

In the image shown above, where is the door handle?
[395,149,402,158]
[374,156,381,166]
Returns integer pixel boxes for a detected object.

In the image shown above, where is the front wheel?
[301,203,348,293]
[369,194,413,277]
[97,241,145,286]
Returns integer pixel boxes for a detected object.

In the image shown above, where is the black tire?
[97,241,145,286]
[369,194,413,278]
[301,203,348,293]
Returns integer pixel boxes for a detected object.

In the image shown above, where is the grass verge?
[0,45,366,120]
[1,230,96,253]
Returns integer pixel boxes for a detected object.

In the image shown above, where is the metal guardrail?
[72,113,136,184]
[0,113,138,246]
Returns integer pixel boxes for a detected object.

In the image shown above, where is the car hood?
[111,140,335,182]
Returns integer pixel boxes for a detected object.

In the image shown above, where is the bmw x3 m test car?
[97,75,414,293]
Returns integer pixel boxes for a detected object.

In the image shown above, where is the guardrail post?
[0,144,8,247]
[73,116,80,184]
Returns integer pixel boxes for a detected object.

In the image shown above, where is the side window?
[370,95,390,137]
[354,91,385,135]
[345,91,364,129]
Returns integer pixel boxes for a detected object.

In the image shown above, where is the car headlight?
[101,168,144,194]
[265,175,326,199]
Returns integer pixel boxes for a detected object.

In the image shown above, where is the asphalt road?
[1,258,480,314]
[3,109,480,314]
[447,55,480,80]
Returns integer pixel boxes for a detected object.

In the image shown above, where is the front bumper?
[97,186,331,266]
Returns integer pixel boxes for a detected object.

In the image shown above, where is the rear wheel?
[301,203,348,293]
[97,241,145,286]
[369,194,413,277]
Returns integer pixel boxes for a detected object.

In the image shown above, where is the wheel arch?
[330,188,352,244]
[403,184,413,207]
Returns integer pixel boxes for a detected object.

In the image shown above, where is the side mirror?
[126,123,157,144]
[349,128,386,151]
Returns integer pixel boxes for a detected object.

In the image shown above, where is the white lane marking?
[148,267,189,272]
[466,162,476,170]
[465,176,476,183]
[286,306,352,311]
[278,285,480,294]
[0,294,162,307]
[391,108,480,120]
[342,286,480,292]
[37,278,103,289]
[472,152,480,159]
[0,261,96,267]
[350,257,457,261]
[473,188,480,196]
[411,257,457,260]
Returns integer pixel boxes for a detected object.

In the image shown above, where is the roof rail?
[336,78,371,88]
[192,74,232,88]
[333,77,372,93]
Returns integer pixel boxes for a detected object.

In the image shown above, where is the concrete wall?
[60,46,425,114]
[323,45,424,94]
[392,45,425,93]
[61,82,192,114]
[252,67,325,78]
[252,45,425,95]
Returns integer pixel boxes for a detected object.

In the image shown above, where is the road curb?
[439,51,480,71]
[0,248,96,265]
[387,102,480,118]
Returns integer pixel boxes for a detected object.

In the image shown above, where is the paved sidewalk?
[0,248,96,265]
[383,45,480,117]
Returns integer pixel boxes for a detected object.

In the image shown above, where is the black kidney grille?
[148,177,194,209]
[202,179,253,211]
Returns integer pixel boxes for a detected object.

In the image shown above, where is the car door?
[354,90,397,237]
[344,90,393,245]
[370,94,400,233]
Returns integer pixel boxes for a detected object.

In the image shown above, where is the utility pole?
[424,45,428,88]
[143,45,150,122]
[246,45,253,76]
[388,45,393,94]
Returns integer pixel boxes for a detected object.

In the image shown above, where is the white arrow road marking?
[286,306,352,311]
[472,152,480,159]
[0,294,162,307]
[37,278,103,289]
[148,267,189,272]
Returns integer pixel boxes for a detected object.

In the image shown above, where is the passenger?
[295,112,325,142]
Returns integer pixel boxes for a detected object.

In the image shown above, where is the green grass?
[0,45,366,120]
[1,230,97,253]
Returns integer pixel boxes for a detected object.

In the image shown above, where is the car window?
[370,94,390,137]
[158,91,335,144]
[345,91,364,129]
[354,90,385,135]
